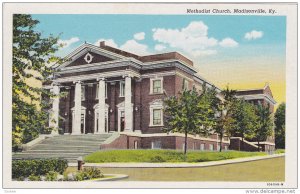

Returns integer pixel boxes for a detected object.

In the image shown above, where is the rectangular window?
[96,83,108,99]
[134,141,138,149]
[153,109,162,125]
[153,80,162,94]
[217,144,220,151]
[193,142,197,150]
[120,81,125,97]
[209,144,214,151]
[200,144,205,151]
[151,141,161,149]
[224,145,228,151]
[81,85,85,101]
[182,78,189,90]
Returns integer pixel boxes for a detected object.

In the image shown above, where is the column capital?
[122,74,132,78]
[73,80,82,84]
[97,77,106,81]
[51,82,60,86]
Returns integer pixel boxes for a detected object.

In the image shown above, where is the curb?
[68,153,285,168]
[84,174,129,181]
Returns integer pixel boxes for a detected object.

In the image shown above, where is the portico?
[49,73,137,135]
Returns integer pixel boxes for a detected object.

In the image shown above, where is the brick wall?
[100,134,230,151]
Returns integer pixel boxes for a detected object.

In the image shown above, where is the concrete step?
[23,150,96,153]
[29,145,100,150]
[13,134,113,162]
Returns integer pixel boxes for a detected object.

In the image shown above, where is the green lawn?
[97,156,285,181]
[84,150,267,163]
[275,149,285,154]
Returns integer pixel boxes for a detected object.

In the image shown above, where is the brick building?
[46,41,275,151]
[234,84,277,151]
[46,41,230,151]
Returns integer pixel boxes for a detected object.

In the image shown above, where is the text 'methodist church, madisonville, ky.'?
[46,41,277,152]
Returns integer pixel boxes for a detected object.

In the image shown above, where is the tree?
[164,87,217,155]
[231,99,258,150]
[255,104,274,151]
[274,103,285,149]
[164,90,200,155]
[215,86,237,152]
[13,14,61,150]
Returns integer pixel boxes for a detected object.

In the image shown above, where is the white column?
[49,85,60,135]
[73,81,82,135]
[124,76,133,131]
[97,78,106,133]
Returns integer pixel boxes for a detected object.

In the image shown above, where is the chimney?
[100,41,105,47]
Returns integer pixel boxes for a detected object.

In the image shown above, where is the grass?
[99,157,285,181]
[84,150,267,163]
[275,149,285,154]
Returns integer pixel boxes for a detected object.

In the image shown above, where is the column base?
[51,130,59,135]
[71,132,83,135]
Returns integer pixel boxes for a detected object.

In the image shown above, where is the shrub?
[73,168,104,181]
[74,171,89,181]
[45,171,58,181]
[84,167,104,179]
[12,158,68,179]
[150,155,166,163]
[28,174,41,181]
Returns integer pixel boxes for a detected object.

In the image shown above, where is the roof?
[235,83,276,104]
[99,41,194,66]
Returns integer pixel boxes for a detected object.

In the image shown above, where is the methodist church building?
[45,41,231,151]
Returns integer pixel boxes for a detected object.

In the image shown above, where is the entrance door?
[120,111,125,132]
[80,114,85,134]
[94,112,108,133]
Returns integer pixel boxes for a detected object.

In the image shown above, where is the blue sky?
[32,14,286,104]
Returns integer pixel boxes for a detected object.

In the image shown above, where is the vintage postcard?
[2,2,298,191]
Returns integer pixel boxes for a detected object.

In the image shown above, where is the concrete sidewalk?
[68,153,284,168]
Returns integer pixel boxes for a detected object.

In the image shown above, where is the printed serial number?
[267,183,284,186]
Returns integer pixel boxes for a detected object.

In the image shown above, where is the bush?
[84,167,104,179]
[45,171,58,181]
[12,158,68,179]
[84,150,267,163]
[150,155,166,163]
[74,171,89,181]
[28,174,41,181]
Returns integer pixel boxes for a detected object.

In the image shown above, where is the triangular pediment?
[263,84,274,98]
[57,43,125,69]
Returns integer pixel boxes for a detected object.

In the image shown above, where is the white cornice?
[57,59,141,75]
[55,69,140,83]
[237,94,276,105]
[141,71,176,78]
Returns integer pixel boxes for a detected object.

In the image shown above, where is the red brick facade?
[100,134,230,151]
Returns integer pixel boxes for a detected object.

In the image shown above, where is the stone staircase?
[12,134,112,162]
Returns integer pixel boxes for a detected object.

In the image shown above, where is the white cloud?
[245,30,263,40]
[133,32,145,40]
[57,37,80,49]
[120,40,150,56]
[94,38,118,48]
[219,38,239,48]
[190,49,217,57]
[154,44,166,51]
[153,21,220,57]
